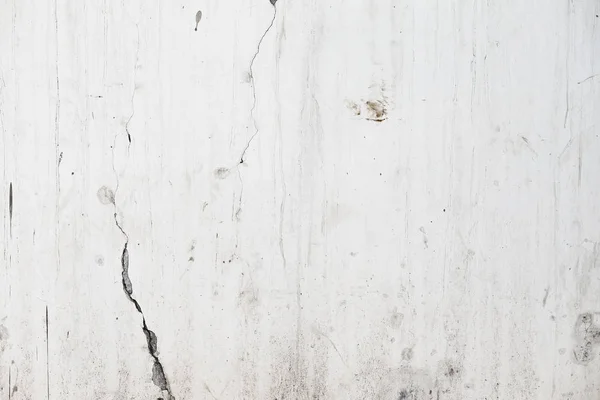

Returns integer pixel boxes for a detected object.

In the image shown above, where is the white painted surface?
[1,0,599,399]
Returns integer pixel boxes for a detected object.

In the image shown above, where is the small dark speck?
[270,0,277,5]
[443,208,446,212]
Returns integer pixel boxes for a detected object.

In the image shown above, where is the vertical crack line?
[125,24,140,147]
[45,306,50,400]
[54,0,61,281]
[8,182,12,238]
[124,24,139,147]
[238,5,277,165]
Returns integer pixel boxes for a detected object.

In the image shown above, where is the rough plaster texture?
[1,0,599,399]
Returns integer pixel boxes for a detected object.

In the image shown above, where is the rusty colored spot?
[365,100,387,122]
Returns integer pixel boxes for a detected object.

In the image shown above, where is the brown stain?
[346,99,389,122]
[346,101,361,116]
[365,100,387,122]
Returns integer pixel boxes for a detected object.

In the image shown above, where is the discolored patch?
[346,99,389,122]
[365,100,387,122]
[573,312,600,365]
[388,308,404,329]
[213,167,230,180]
[97,186,115,205]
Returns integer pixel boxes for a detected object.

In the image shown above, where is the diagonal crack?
[115,219,176,400]
[109,23,175,400]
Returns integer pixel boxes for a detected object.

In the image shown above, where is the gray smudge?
[213,167,230,179]
[195,10,202,31]
[97,186,115,205]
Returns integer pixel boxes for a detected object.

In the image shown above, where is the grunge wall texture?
[1,0,599,399]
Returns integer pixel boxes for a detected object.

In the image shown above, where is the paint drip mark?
[119,239,175,399]
[45,306,50,400]
[195,10,202,31]
[8,182,12,237]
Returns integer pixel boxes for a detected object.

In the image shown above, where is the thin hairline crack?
[238,3,277,165]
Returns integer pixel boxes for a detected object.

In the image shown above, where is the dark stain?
[444,365,459,378]
[365,100,387,122]
[397,388,416,400]
[195,10,202,31]
[8,182,12,236]
[270,0,277,6]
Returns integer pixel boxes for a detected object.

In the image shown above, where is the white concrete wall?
[1,0,599,399]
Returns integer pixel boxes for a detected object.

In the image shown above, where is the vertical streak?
[46,306,50,400]
[54,0,61,280]
[8,182,12,237]
[563,0,571,129]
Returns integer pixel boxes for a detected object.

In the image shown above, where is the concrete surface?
[1,0,599,399]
